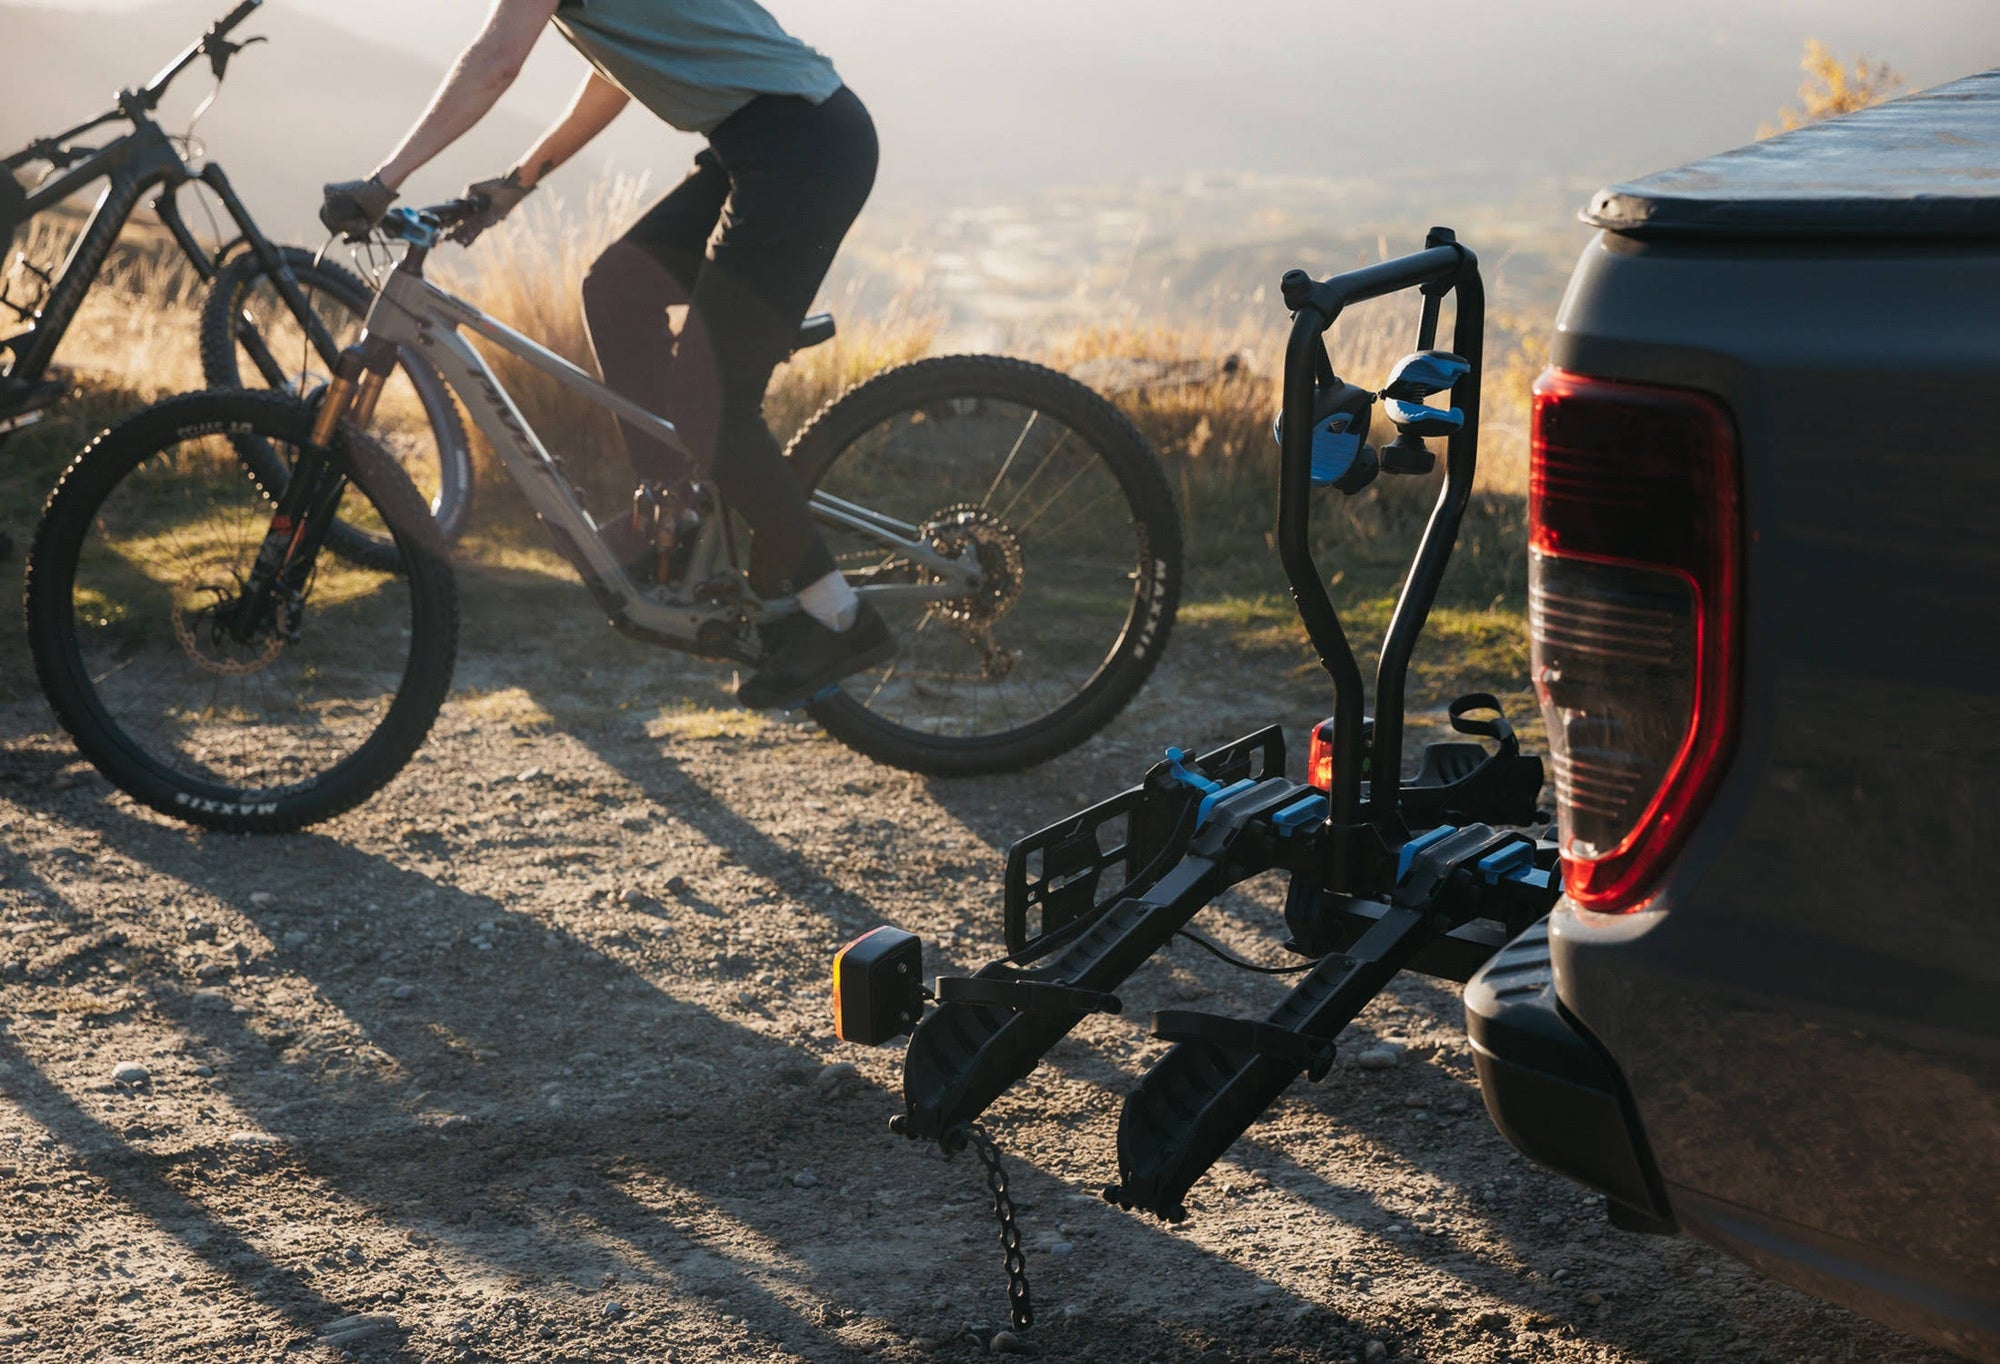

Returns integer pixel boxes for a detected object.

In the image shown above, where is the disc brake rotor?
[171,570,289,676]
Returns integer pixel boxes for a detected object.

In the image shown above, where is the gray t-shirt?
[552,0,843,135]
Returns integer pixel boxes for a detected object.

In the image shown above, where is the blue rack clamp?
[1380,349,1471,399]
[1382,398,1465,436]
[1397,827,1553,891]
[1270,793,1330,836]
[1309,422,1364,487]
[1475,842,1535,884]
[1475,841,1553,891]
[1270,412,1367,488]
[1198,779,1259,827]
[1396,825,1459,882]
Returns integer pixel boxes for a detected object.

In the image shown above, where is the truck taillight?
[1529,370,1742,912]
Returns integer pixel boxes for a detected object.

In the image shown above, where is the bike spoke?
[814,394,1147,741]
[991,430,1074,524]
[979,410,1040,509]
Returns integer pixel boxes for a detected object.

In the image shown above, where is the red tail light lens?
[1530,369,1742,911]
[1307,718,1336,791]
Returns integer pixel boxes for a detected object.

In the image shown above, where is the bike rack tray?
[1003,726,1285,957]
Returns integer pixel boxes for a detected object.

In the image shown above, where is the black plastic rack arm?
[1277,226,1484,882]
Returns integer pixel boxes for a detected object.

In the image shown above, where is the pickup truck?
[1463,69,2000,1359]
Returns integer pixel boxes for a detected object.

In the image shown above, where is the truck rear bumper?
[1463,919,1674,1231]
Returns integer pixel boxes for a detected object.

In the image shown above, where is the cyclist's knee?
[582,241,685,325]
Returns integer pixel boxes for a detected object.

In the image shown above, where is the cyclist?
[321,0,890,708]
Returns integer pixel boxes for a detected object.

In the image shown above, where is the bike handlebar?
[2,110,121,172]
[369,199,483,249]
[420,198,484,228]
[140,0,264,108]
[3,2,265,172]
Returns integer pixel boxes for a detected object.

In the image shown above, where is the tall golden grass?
[436,177,1540,602]
[10,180,1543,610]
[7,213,213,399]
[1762,40,1905,137]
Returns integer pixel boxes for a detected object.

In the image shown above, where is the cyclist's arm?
[369,0,562,191]
[508,71,631,188]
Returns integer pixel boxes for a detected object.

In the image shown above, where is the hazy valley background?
[7,0,2000,338]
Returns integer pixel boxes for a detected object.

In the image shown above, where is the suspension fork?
[226,343,386,643]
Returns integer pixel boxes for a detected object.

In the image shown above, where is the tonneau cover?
[1585,68,2000,240]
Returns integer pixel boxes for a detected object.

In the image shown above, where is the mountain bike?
[24,198,1183,832]
[0,0,472,567]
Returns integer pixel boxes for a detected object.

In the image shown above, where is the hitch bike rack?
[831,228,1563,1325]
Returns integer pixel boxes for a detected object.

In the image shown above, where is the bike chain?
[954,1124,1033,1332]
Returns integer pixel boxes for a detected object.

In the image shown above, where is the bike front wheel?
[788,354,1182,776]
[199,245,474,570]
[25,390,458,832]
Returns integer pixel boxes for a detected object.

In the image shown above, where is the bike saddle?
[793,312,837,353]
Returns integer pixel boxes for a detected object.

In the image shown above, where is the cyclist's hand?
[320,176,397,240]
[451,172,534,245]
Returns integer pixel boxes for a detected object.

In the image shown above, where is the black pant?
[581,86,877,593]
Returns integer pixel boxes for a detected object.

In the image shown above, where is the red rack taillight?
[1307,717,1336,792]
[1529,369,1742,912]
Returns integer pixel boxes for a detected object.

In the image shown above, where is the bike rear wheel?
[788,354,1182,775]
[199,246,474,570]
[25,390,458,832]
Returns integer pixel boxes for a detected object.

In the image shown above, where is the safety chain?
[957,1124,1033,1331]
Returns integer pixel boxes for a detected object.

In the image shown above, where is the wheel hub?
[919,504,1025,631]
[171,571,290,676]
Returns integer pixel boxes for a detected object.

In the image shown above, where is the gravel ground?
[0,588,1959,1364]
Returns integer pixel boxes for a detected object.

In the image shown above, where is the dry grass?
[1763,39,1905,137]
[7,190,1543,683]
[8,214,211,399]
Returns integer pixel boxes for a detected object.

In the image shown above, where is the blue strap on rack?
[1161,748,1264,828]
[1162,748,1221,797]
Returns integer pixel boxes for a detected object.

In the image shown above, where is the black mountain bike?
[0,0,472,566]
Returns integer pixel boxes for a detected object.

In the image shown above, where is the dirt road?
[0,588,1956,1364]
